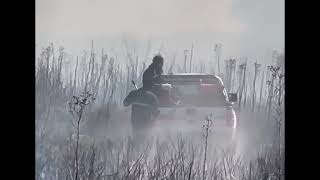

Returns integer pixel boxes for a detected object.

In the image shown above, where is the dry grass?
[36,133,284,180]
[36,43,284,180]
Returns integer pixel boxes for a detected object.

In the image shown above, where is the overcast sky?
[36,0,284,64]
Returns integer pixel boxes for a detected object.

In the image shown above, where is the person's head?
[152,54,164,67]
[152,54,164,74]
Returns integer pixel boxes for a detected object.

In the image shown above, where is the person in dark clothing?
[142,55,167,105]
[142,54,180,106]
[123,87,160,117]
[123,86,160,143]
[142,55,165,91]
[126,54,164,136]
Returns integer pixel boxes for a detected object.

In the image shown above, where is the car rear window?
[158,75,228,107]
[170,83,227,107]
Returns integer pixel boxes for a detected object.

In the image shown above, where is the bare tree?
[258,67,266,112]
[184,50,189,73]
[68,91,95,180]
[190,42,194,73]
[252,61,261,112]
[214,43,222,75]
[238,61,247,111]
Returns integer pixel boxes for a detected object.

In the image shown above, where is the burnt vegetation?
[36,41,284,180]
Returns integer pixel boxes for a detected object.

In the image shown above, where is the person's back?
[123,88,159,114]
[123,88,159,142]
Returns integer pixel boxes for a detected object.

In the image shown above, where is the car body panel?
[153,73,237,148]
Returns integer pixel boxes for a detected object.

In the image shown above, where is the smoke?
[36,0,244,39]
[36,0,284,62]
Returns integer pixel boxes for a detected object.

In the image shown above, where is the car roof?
[168,73,210,76]
[163,73,218,78]
[162,73,224,86]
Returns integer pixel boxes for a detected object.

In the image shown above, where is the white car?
[153,73,238,150]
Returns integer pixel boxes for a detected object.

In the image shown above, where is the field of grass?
[36,42,284,180]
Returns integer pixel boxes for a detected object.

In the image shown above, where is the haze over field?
[36,1,284,179]
[36,0,284,63]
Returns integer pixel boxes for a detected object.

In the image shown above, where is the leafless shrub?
[252,61,261,112]
[68,91,95,180]
[36,42,284,180]
[39,136,284,179]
